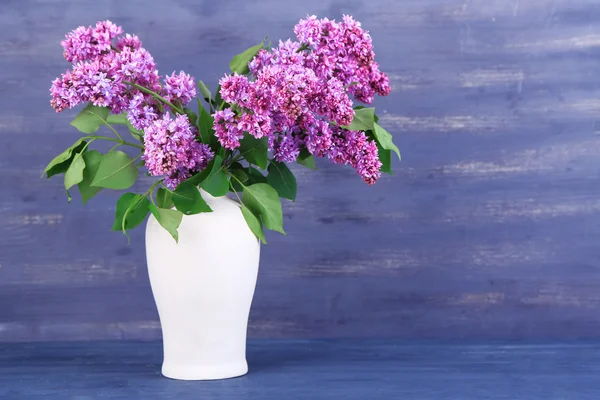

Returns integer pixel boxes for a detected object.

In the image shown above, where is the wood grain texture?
[2,0,600,340]
[2,340,600,399]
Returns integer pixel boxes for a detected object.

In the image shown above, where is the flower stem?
[147,179,163,206]
[229,179,243,205]
[84,135,144,150]
[88,108,124,142]
[226,152,244,168]
[108,143,121,153]
[229,172,246,189]
[123,81,184,114]
[121,179,162,241]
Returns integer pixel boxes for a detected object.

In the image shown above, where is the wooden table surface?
[1,340,598,399]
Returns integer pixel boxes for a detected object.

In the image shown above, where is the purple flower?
[50,70,79,112]
[327,127,382,185]
[49,60,122,112]
[219,73,251,104]
[51,20,164,119]
[163,169,192,190]
[126,93,160,130]
[115,34,142,51]
[246,62,320,133]
[61,21,123,63]
[302,117,332,157]
[294,15,322,47]
[110,47,160,88]
[311,77,354,126]
[143,114,214,187]
[164,71,197,106]
[293,15,390,104]
[213,108,243,149]
[51,17,389,189]
[216,37,359,167]
[270,128,302,163]
[238,112,272,139]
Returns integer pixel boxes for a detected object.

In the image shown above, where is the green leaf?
[64,149,86,191]
[297,155,316,169]
[200,155,228,197]
[156,187,173,209]
[185,164,212,187]
[197,80,212,104]
[197,98,206,113]
[373,122,401,160]
[106,113,128,125]
[197,102,215,147]
[378,145,393,174]
[130,129,143,142]
[267,161,297,201]
[346,107,375,131]
[43,138,87,178]
[297,43,310,52]
[247,166,268,184]
[229,163,249,192]
[366,131,392,174]
[297,149,316,170]
[241,205,266,244]
[214,84,224,109]
[172,182,212,215]
[78,150,103,204]
[70,104,110,134]
[229,42,264,75]
[149,204,183,242]
[230,162,248,180]
[242,183,285,235]
[183,108,198,126]
[239,134,268,169]
[202,168,229,197]
[91,150,139,189]
[184,155,222,187]
[112,193,150,231]
[107,113,143,142]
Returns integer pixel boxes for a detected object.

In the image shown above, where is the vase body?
[145,191,260,380]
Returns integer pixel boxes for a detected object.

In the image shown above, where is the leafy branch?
[123,81,184,114]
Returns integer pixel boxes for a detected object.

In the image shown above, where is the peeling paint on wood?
[2,0,600,341]
[460,68,525,88]
[11,214,64,226]
[506,34,600,50]
[378,114,510,132]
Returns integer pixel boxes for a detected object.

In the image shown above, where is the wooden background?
[1,0,600,341]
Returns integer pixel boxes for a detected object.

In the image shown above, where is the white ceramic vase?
[145,190,260,380]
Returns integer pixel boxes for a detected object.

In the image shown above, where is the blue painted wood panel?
[1,0,600,340]
[2,340,600,399]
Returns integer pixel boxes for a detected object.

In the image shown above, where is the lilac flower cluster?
[164,71,197,105]
[50,21,211,186]
[295,15,391,104]
[328,127,383,185]
[61,21,123,63]
[51,16,389,187]
[214,15,390,184]
[143,114,214,189]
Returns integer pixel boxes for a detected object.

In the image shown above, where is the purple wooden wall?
[1,0,600,341]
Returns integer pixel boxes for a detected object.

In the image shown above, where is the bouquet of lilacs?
[46,16,400,243]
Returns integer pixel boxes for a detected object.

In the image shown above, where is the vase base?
[161,360,249,381]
